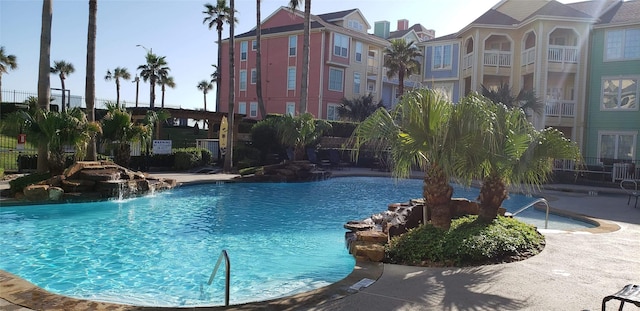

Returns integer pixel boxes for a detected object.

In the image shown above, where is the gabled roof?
[524,0,594,20]
[470,9,521,26]
[597,0,640,24]
[567,0,619,17]
[317,9,358,22]
[388,29,412,39]
[235,21,324,39]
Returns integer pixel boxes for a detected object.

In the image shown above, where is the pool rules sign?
[16,134,26,150]
[152,140,172,155]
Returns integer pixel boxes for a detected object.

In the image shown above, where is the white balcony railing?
[463,53,474,70]
[483,50,511,67]
[548,45,578,63]
[545,100,575,117]
[521,47,535,66]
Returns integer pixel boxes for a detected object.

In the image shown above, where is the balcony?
[521,47,535,66]
[483,50,511,67]
[545,100,575,117]
[548,45,578,63]
[463,53,474,70]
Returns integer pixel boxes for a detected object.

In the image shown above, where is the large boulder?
[23,184,50,201]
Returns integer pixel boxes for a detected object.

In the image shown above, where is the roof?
[524,0,594,20]
[423,33,459,43]
[317,9,358,22]
[597,0,640,24]
[470,9,521,26]
[235,21,324,39]
[388,29,412,39]
[567,0,619,17]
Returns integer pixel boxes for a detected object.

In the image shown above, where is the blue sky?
[0,0,580,111]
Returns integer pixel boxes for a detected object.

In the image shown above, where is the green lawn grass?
[0,133,37,172]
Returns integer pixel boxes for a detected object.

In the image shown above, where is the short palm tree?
[137,53,170,109]
[158,73,175,108]
[350,89,456,229]
[197,80,214,111]
[384,39,422,98]
[337,94,384,122]
[203,0,236,113]
[100,102,146,167]
[50,60,75,112]
[104,67,131,108]
[481,82,545,116]
[0,46,18,103]
[276,113,331,161]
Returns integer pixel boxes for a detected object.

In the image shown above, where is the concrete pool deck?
[1,168,639,310]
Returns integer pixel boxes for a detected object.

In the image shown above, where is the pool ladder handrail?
[207,249,230,306]
[510,198,550,229]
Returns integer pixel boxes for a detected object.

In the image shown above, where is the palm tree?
[337,94,384,122]
[203,0,235,113]
[384,39,422,98]
[100,102,145,167]
[481,82,545,116]
[197,80,213,111]
[350,89,456,229]
[137,52,169,109]
[225,0,236,172]
[85,0,98,161]
[158,73,175,108]
[0,46,18,103]
[50,60,75,112]
[276,113,331,160]
[37,0,53,172]
[104,67,131,108]
[288,0,310,114]
[255,0,266,118]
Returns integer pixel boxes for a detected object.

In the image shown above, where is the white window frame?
[347,19,363,31]
[328,67,344,91]
[433,82,454,100]
[286,102,296,116]
[605,28,640,61]
[239,69,247,91]
[327,103,340,121]
[249,102,258,117]
[600,76,638,111]
[287,67,296,90]
[353,72,361,94]
[251,68,257,84]
[238,102,247,114]
[333,33,349,58]
[240,41,248,61]
[432,44,453,70]
[289,35,297,57]
[355,41,363,62]
[252,39,257,51]
[598,131,637,162]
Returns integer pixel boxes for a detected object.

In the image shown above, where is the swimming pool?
[0,177,592,307]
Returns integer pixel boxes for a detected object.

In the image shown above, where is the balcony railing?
[483,50,511,67]
[545,100,575,117]
[548,45,578,63]
[521,47,535,66]
[367,65,379,74]
[463,53,474,70]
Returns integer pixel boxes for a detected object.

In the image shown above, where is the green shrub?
[9,172,52,194]
[234,143,261,169]
[172,147,210,170]
[327,120,358,137]
[386,215,545,266]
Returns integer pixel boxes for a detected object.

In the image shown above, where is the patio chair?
[602,284,640,310]
[620,179,639,208]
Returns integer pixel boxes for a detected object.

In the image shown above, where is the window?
[327,104,339,121]
[605,28,640,61]
[250,102,258,117]
[239,70,247,91]
[286,102,296,116]
[333,33,349,57]
[353,72,361,94]
[287,67,296,90]
[599,131,636,162]
[238,102,247,114]
[328,67,344,91]
[433,82,454,100]
[433,44,452,70]
[367,82,376,94]
[252,40,257,51]
[251,68,257,84]
[355,42,363,62]
[347,19,363,31]
[289,35,297,56]
[601,77,638,110]
[240,41,248,61]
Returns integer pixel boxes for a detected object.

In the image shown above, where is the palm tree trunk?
[477,173,508,223]
[224,0,235,172]
[116,78,120,108]
[85,0,98,161]
[255,0,266,118]
[150,77,156,109]
[216,27,223,112]
[203,93,207,111]
[161,84,165,108]
[398,70,404,98]
[422,163,453,230]
[37,0,53,173]
[298,0,310,114]
[60,77,66,112]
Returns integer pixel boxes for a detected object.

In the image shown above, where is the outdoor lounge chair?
[602,284,640,310]
[620,179,639,208]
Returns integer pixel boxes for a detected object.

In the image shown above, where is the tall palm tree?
[481,82,545,116]
[158,73,175,108]
[0,46,18,103]
[37,0,53,172]
[225,0,236,172]
[197,80,213,111]
[255,0,266,118]
[137,52,169,109]
[384,39,422,98]
[350,89,457,229]
[288,0,310,114]
[50,60,75,112]
[203,0,235,113]
[85,0,98,161]
[337,94,384,122]
[104,67,131,108]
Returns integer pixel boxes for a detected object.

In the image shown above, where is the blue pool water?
[0,177,592,307]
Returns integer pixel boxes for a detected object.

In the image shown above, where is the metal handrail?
[207,249,230,306]
[511,198,550,229]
